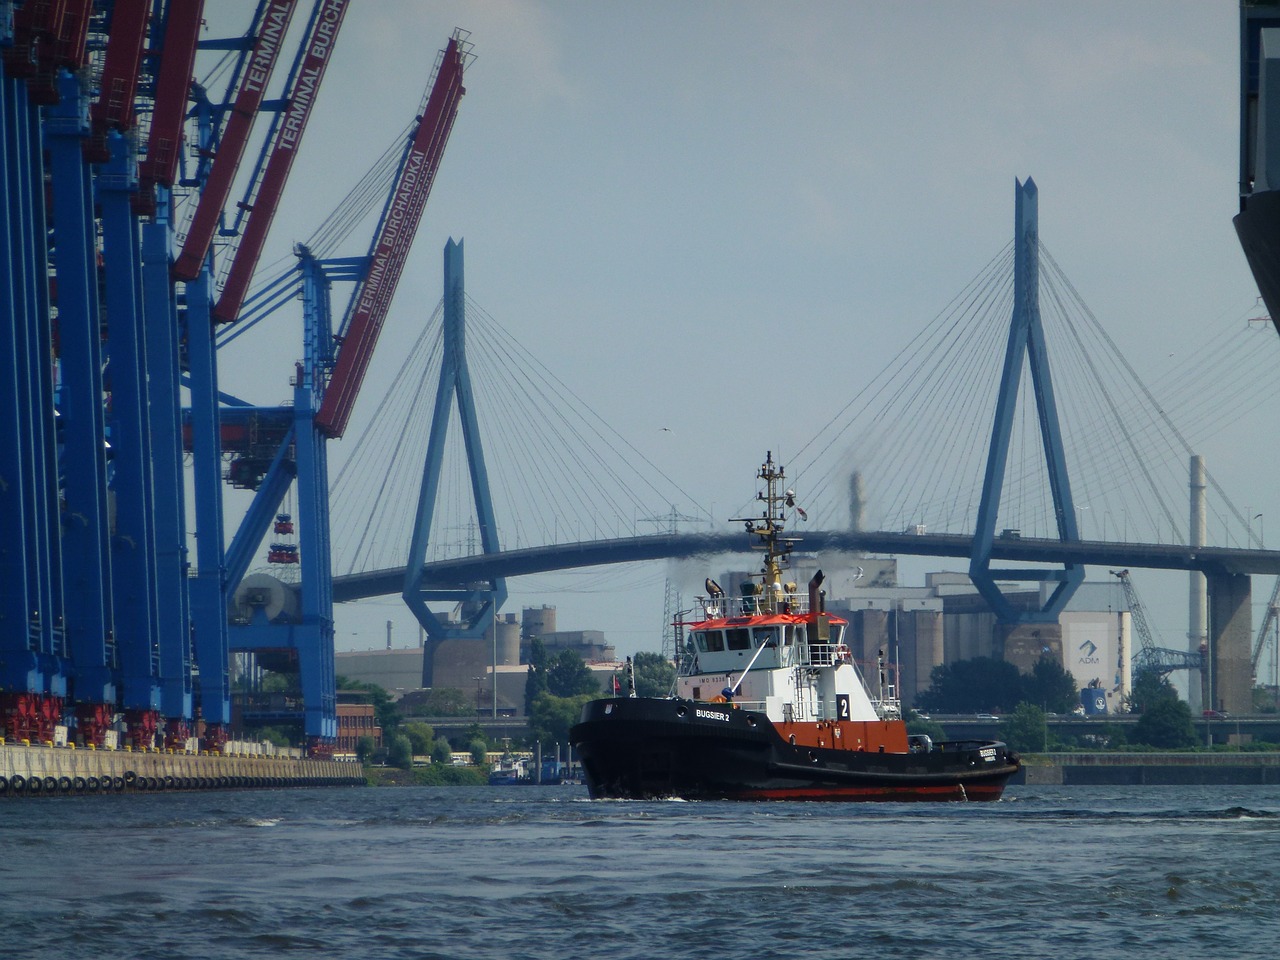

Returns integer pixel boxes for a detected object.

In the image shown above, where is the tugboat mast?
[732,451,799,616]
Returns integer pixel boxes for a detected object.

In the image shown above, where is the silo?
[521,605,558,662]
[903,606,944,707]
[495,613,520,665]
[523,605,557,639]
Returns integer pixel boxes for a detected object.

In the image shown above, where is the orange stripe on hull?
[775,719,911,753]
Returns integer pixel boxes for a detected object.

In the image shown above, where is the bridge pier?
[1207,572,1252,714]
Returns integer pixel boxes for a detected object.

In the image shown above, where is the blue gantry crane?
[216,23,468,753]
[1,0,461,757]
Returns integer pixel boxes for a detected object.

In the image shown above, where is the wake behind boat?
[570,452,1020,801]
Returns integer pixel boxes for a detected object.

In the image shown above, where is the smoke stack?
[808,569,825,614]
[848,471,865,533]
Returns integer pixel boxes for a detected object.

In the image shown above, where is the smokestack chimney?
[808,570,825,614]
[848,471,865,533]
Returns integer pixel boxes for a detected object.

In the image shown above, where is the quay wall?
[0,742,364,797]
[1013,752,1280,786]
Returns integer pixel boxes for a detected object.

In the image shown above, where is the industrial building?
[737,558,1133,714]
[337,605,625,717]
[335,569,1137,720]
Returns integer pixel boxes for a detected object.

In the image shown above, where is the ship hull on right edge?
[1235,190,1280,337]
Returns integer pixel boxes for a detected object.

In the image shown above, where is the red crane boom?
[135,0,206,215]
[172,0,299,281]
[85,0,150,163]
[314,32,467,438]
[91,2,149,129]
[51,0,92,69]
[212,0,350,323]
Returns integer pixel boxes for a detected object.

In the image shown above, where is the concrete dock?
[0,741,364,797]
[1013,752,1280,785]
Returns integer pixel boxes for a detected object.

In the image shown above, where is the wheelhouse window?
[695,631,725,653]
[754,626,779,648]
[726,628,751,651]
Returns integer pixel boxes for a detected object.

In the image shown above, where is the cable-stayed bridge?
[322,189,1274,597]
[306,182,1280,718]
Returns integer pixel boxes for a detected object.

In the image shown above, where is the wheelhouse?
[683,614,851,675]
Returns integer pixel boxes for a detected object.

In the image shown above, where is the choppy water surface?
[2,783,1278,959]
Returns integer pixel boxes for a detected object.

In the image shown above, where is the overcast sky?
[201,1,1274,666]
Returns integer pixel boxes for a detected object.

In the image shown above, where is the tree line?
[910,656,1208,752]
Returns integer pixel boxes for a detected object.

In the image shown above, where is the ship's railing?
[870,698,902,720]
[803,643,849,667]
[698,592,811,618]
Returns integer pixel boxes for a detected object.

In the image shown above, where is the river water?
[1,783,1277,959]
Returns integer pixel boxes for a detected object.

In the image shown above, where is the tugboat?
[570,452,1021,801]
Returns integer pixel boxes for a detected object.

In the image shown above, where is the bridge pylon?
[402,239,508,640]
[969,179,1084,622]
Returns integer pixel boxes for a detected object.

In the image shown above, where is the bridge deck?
[333,530,1280,602]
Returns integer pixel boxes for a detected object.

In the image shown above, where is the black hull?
[570,697,1020,802]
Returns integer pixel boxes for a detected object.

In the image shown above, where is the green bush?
[402,721,435,755]
[387,734,414,770]
[414,764,488,786]
[430,737,453,765]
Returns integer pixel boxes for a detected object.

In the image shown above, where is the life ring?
[835,644,851,662]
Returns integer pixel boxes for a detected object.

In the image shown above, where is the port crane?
[212,0,350,324]
[172,0,301,282]
[1109,570,1205,680]
[0,1,468,755]
[313,32,467,438]
[218,27,469,750]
